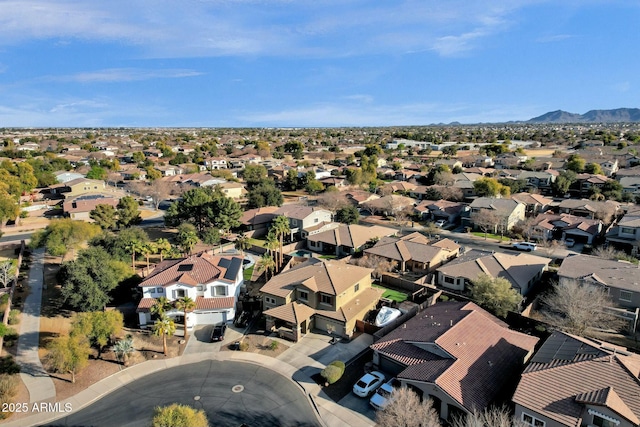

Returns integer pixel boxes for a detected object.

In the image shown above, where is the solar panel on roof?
[218,258,231,268]
[224,257,242,281]
[177,264,194,272]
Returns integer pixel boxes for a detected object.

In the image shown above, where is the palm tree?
[126,239,145,272]
[150,296,172,319]
[141,241,156,273]
[265,231,279,260]
[112,336,135,367]
[155,238,172,263]
[234,232,251,256]
[153,316,176,357]
[174,297,196,339]
[260,254,276,282]
[272,216,290,269]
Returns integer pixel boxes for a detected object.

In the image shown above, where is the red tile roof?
[139,252,242,288]
[136,298,156,313]
[195,296,235,310]
[371,301,538,412]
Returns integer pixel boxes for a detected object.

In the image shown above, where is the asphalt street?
[45,360,320,427]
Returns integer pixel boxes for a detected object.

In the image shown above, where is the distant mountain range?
[528,108,640,123]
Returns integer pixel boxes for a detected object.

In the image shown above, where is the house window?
[156,287,163,294]
[354,283,360,292]
[444,276,455,284]
[593,415,616,427]
[320,294,333,305]
[521,413,545,427]
[149,288,156,294]
[212,286,227,297]
[620,290,633,303]
[298,290,309,301]
[314,218,319,223]
[620,227,634,235]
[174,289,185,298]
[197,285,204,292]
[265,296,276,304]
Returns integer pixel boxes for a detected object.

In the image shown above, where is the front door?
[300,320,307,334]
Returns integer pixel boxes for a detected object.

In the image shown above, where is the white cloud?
[0,0,545,58]
[52,68,204,83]
[536,34,575,43]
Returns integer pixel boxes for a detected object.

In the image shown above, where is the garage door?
[380,355,406,376]
[196,311,227,325]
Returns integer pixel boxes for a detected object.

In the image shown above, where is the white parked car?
[370,378,400,410]
[564,238,575,248]
[353,371,386,398]
[434,219,447,228]
[512,242,537,252]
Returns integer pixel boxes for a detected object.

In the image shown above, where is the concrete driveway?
[182,324,244,354]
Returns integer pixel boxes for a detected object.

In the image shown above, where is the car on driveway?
[210,324,227,342]
[564,238,575,248]
[370,378,400,410]
[434,219,447,228]
[353,371,386,398]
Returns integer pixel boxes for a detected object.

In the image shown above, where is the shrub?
[269,340,279,351]
[152,403,209,427]
[329,360,345,373]
[321,365,343,385]
[7,310,19,326]
[0,357,20,375]
[0,374,18,420]
[238,341,249,352]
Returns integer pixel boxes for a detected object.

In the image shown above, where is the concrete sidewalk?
[4,349,375,427]
[14,248,56,404]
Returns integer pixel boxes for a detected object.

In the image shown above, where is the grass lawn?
[243,265,254,282]
[318,254,336,260]
[248,238,265,248]
[471,232,511,242]
[372,284,408,303]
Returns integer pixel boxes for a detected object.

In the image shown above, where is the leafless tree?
[131,180,174,209]
[376,387,441,427]
[450,406,526,427]
[470,209,499,239]
[591,246,638,263]
[538,236,561,258]
[0,260,16,288]
[541,279,626,337]
[439,186,464,202]
[315,191,350,213]
[594,204,618,224]
[353,255,395,279]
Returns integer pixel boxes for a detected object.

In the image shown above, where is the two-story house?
[273,205,333,240]
[413,199,466,222]
[606,211,640,255]
[306,223,397,257]
[436,249,550,296]
[136,253,244,330]
[513,331,640,427]
[262,259,382,342]
[364,233,460,273]
[371,301,538,422]
[464,197,526,233]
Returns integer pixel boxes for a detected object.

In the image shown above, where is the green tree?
[176,223,199,255]
[552,170,577,196]
[470,274,522,318]
[125,239,146,271]
[335,205,360,224]
[116,196,142,228]
[566,154,586,173]
[152,404,209,427]
[153,316,176,357]
[0,192,19,226]
[150,296,172,319]
[246,179,283,209]
[174,297,196,339]
[89,204,117,230]
[86,166,107,180]
[498,178,527,194]
[242,164,268,186]
[473,177,510,198]
[285,169,299,190]
[112,336,135,366]
[91,227,150,263]
[58,247,131,311]
[305,179,324,195]
[155,238,172,263]
[234,232,251,256]
[200,228,221,249]
[271,216,290,269]
[71,311,124,359]
[209,194,242,236]
[584,163,603,175]
[260,253,276,281]
[45,335,91,383]
[30,219,101,261]
[165,187,241,234]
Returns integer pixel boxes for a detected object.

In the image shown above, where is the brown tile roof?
[513,332,640,427]
[339,286,383,322]
[365,234,459,265]
[372,301,538,412]
[240,206,278,226]
[195,296,235,310]
[306,224,397,249]
[558,254,640,293]
[139,253,242,288]
[261,258,372,298]
[264,301,316,324]
[136,297,156,313]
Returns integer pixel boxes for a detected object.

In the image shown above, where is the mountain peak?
[528,108,640,123]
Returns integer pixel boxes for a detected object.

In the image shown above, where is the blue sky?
[0,0,638,127]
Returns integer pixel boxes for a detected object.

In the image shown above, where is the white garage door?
[196,311,227,325]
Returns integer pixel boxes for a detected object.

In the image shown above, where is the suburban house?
[217,182,246,199]
[513,331,640,427]
[54,171,85,184]
[529,212,603,244]
[464,198,526,233]
[370,301,538,422]
[203,157,228,170]
[343,190,380,208]
[436,249,550,296]
[306,224,397,257]
[50,177,107,198]
[360,194,415,216]
[516,170,557,194]
[511,192,554,217]
[557,255,640,330]
[606,210,640,255]
[557,199,621,222]
[262,259,382,342]
[575,174,610,198]
[619,176,640,197]
[239,206,278,236]
[414,199,466,223]
[136,252,244,330]
[364,233,460,273]
[273,205,333,239]
[62,194,120,220]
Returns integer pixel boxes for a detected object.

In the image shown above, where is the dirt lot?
[220,333,289,357]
